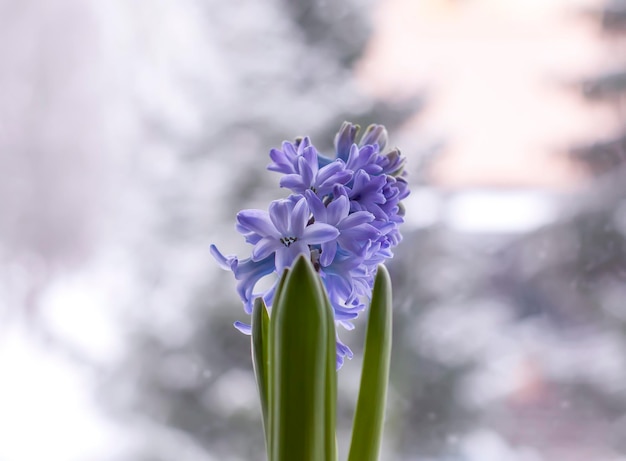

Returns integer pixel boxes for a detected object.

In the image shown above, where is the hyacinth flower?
[212,122,409,461]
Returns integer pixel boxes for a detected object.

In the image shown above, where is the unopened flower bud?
[360,124,388,151]
[383,148,406,176]
[334,121,360,161]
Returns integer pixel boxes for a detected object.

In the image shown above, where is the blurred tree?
[602,0,626,32]
[381,2,626,459]
[483,2,626,456]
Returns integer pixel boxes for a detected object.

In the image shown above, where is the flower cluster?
[211,122,409,367]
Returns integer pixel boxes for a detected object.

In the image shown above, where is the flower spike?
[212,121,409,367]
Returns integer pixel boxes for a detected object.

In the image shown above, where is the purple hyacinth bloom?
[212,121,409,368]
[318,248,371,317]
[334,121,389,162]
[210,245,276,314]
[268,136,352,197]
[236,196,339,273]
[304,190,379,267]
[336,337,354,369]
[345,143,384,176]
[267,136,314,175]
[279,143,352,197]
[347,170,388,220]
[377,148,406,176]
[334,122,360,162]
[359,124,388,151]
[379,176,404,219]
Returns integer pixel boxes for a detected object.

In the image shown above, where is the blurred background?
[1,0,626,459]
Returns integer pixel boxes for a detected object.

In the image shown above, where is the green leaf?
[253,269,289,459]
[318,277,337,461]
[251,297,271,451]
[269,255,329,461]
[267,269,289,459]
[348,265,393,461]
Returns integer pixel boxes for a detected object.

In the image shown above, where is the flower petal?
[304,189,327,222]
[269,200,292,235]
[339,210,374,228]
[268,147,295,174]
[360,124,388,151]
[326,195,349,225]
[302,145,319,177]
[290,197,310,237]
[234,321,252,335]
[334,122,359,161]
[320,241,337,267]
[316,160,344,184]
[296,156,314,189]
[252,236,282,261]
[210,244,236,271]
[280,174,306,192]
[237,209,279,238]
[302,222,339,244]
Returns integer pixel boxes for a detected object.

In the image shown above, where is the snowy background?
[1,0,626,460]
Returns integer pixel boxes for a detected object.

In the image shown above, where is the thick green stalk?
[269,256,329,461]
[347,265,393,461]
